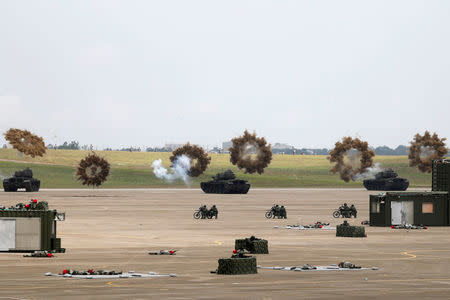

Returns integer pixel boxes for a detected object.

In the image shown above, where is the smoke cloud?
[409,131,447,173]
[170,143,210,177]
[352,163,383,181]
[152,154,191,186]
[328,137,375,182]
[76,153,110,187]
[4,128,47,158]
[229,130,272,174]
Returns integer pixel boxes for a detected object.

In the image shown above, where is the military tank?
[201,170,250,194]
[3,168,40,192]
[363,168,409,191]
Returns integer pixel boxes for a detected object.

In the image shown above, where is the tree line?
[40,141,413,156]
[272,145,409,155]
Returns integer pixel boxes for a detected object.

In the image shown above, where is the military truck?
[200,170,250,194]
[363,168,409,191]
[3,168,40,192]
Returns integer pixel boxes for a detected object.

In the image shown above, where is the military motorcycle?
[193,208,216,219]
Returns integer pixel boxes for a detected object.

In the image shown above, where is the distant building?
[272,143,293,150]
[208,146,222,154]
[222,141,233,153]
[164,143,183,151]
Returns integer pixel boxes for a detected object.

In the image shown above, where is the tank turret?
[14,168,34,178]
[363,168,409,191]
[3,168,40,192]
[213,169,236,180]
[374,169,398,180]
[201,170,250,194]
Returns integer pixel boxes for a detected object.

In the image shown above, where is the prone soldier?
[338,261,361,269]
[231,249,251,258]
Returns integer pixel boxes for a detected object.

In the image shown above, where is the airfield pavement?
[0,188,450,299]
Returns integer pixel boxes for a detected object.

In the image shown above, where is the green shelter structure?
[0,207,65,253]
[432,159,450,193]
[370,159,450,227]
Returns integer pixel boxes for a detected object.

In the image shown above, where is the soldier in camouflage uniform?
[209,205,218,219]
[231,249,251,258]
[272,204,280,218]
[200,205,208,219]
[339,203,351,218]
[350,204,357,218]
[339,261,361,269]
[280,206,287,219]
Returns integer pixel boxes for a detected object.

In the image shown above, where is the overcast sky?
[0,1,449,149]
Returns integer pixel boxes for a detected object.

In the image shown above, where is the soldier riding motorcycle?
[265,204,287,219]
[333,203,357,218]
[193,205,218,219]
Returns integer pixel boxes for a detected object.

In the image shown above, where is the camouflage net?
[4,128,47,157]
[76,153,110,187]
[328,137,375,182]
[229,130,272,174]
[336,224,366,237]
[408,131,447,173]
[170,143,211,177]
[235,238,269,254]
[217,257,257,275]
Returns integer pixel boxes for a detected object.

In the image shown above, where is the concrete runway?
[0,189,449,299]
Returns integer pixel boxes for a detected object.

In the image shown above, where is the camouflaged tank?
[363,168,409,191]
[201,170,250,194]
[3,168,40,192]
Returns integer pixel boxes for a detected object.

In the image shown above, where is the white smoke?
[151,154,191,186]
[419,146,435,159]
[352,163,383,181]
[241,142,259,161]
[345,149,362,169]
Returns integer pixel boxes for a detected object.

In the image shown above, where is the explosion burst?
[4,128,47,158]
[328,137,375,182]
[408,131,447,173]
[229,130,272,174]
[76,153,110,187]
[170,143,211,177]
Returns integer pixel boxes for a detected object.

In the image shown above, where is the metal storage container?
[370,192,449,226]
[0,210,65,252]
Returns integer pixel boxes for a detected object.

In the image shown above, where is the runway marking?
[106,281,131,288]
[106,281,122,287]
[214,241,223,245]
[399,249,450,260]
[400,251,417,259]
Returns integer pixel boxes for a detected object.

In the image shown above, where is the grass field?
[0,149,433,188]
